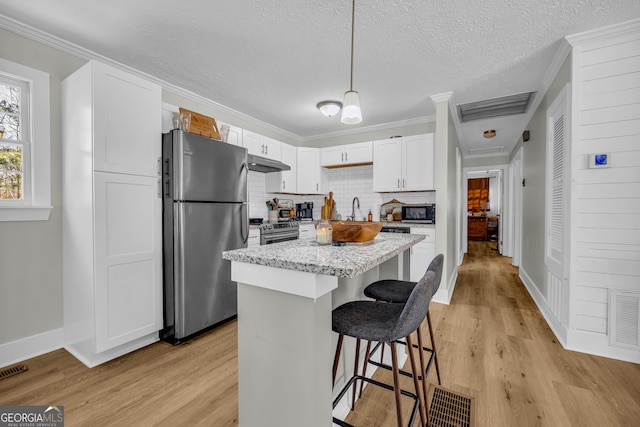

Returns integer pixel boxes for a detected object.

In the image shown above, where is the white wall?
[0,27,86,346]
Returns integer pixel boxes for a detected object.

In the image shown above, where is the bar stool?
[332,271,436,427]
[363,254,444,393]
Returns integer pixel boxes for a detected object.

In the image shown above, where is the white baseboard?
[0,328,63,369]
[567,330,640,364]
[519,267,640,363]
[518,267,568,346]
[433,265,457,305]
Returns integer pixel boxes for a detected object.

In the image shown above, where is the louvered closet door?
[546,84,571,320]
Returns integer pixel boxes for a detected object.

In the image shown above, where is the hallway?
[345,241,640,426]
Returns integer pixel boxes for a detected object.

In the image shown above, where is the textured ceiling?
[0,1,639,157]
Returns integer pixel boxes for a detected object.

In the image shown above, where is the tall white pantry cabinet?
[62,61,163,367]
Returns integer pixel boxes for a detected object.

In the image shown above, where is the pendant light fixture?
[341,0,362,124]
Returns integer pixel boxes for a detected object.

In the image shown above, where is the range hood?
[247,154,291,173]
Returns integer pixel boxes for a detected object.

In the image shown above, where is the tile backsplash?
[249,165,435,221]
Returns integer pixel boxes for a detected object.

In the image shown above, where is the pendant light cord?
[349,0,355,91]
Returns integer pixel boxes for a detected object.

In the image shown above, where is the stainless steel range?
[260,221,300,245]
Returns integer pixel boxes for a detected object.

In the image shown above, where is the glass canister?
[315,219,332,245]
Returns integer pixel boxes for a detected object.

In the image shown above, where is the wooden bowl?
[331,221,382,242]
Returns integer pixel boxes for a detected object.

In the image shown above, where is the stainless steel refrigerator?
[161,129,248,343]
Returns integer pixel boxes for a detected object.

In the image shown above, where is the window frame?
[0,58,51,221]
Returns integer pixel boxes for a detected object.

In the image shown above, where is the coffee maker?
[295,202,314,221]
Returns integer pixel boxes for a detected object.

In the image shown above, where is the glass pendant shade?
[341,90,362,124]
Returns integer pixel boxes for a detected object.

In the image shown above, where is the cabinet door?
[93,172,163,352]
[403,134,434,191]
[242,130,264,156]
[281,143,297,192]
[345,141,373,164]
[219,122,243,146]
[263,137,282,161]
[247,229,260,248]
[409,228,436,282]
[320,146,345,167]
[297,147,322,194]
[373,138,402,192]
[93,61,161,177]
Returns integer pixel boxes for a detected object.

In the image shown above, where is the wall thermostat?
[589,153,611,168]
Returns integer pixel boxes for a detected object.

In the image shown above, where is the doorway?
[462,165,509,256]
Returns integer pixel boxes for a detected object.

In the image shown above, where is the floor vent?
[457,91,536,122]
[0,363,28,381]
[428,385,476,427]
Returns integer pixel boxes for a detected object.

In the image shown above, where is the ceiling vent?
[457,91,536,122]
[468,146,504,156]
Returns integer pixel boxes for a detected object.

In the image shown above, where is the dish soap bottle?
[367,210,373,222]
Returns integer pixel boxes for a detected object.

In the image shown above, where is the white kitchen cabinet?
[248,228,260,248]
[299,223,315,240]
[409,228,436,282]
[373,134,434,192]
[218,122,243,146]
[62,60,163,367]
[297,147,326,194]
[320,141,373,167]
[266,142,297,193]
[373,138,403,191]
[243,130,281,161]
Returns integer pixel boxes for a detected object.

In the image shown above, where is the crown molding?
[301,115,436,143]
[566,17,640,46]
[429,91,453,104]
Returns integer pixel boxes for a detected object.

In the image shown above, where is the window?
[0,74,31,203]
[0,58,51,221]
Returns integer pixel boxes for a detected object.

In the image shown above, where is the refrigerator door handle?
[240,203,248,244]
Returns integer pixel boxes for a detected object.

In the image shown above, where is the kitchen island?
[222,232,425,427]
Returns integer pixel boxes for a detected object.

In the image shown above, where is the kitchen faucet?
[349,197,360,221]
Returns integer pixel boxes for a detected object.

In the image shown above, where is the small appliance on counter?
[296,202,314,221]
[401,203,436,224]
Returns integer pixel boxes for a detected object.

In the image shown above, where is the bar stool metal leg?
[406,333,427,427]
[390,342,404,427]
[333,334,344,385]
[427,311,441,385]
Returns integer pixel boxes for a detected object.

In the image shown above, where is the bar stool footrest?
[367,340,436,381]
[332,374,419,427]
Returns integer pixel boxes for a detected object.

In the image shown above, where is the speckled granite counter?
[380,221,435,229]
[222,233,424,279]
[226,232,424,427]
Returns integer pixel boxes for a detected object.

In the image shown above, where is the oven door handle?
[262,232,300,244]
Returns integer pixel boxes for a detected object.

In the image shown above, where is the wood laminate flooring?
[1,241,639,426]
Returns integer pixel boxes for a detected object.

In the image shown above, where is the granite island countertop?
[222,233,425,279]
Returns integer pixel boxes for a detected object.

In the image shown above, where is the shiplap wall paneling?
[571,26,640,343]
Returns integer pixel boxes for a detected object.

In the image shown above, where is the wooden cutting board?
[179,108,221,140]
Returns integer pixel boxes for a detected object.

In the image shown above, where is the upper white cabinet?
[218,122,243,146]
[92,61,161,177]
[62,60,163,367]
[243,130,281,161]
[266,143,298,193]
[320,141,373,167]
[373,134,434,192]
[297,147,326,194]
